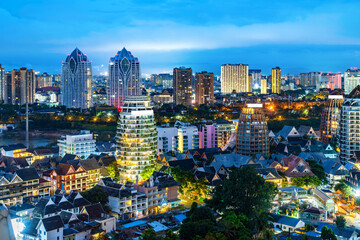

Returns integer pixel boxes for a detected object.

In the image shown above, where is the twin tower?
[61,47,140,109]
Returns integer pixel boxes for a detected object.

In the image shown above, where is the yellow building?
[261,78,267,94]
[272,67,281,94]
[221,64,250,94]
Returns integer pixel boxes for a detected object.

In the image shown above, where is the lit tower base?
[116,96,157,183]
[320,95,343,143]
[236,103,269,156]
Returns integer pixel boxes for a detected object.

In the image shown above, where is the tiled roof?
[79,158,101,171]
[15,167,40,181]
[42,215,64,231]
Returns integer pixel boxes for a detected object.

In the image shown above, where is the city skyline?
[1,1,360,75]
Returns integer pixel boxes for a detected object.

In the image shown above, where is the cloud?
[42,13,360,54]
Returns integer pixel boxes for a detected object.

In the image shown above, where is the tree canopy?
[334,180,352,197]
[82,186,109,211]
[321,226,337,240]
[291,175,322,188]
[206,166,277,219]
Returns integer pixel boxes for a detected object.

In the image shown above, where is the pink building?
[317,73,342,91]
[198,124,216,149]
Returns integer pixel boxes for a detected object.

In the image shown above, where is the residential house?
[321,159,348,186]
[271,155,314,182]
[209,153,252,175]
[311,188,336,215]
[50,163,88,193]
[79,158,102,188]
[298,125,319,139]
[136,171,181,214]
[277,126,300,141]
[268,213,305,232]
[22,215,64,240]
[97,177,148,220]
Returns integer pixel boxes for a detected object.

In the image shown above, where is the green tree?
[139,228,157,240]
[306,160,328,184]
[163,230,179,240]
[334,180,352,197]
[106,161,119,182]
[292,175,322,188]
[220,212,251,240]
[334,215,346,228]
[82,186,109,211]
[206,166,277,219]
[140,164,155,180]
[321,226,337,240]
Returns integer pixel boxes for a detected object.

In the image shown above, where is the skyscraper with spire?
[108,48,140,109]
[61,48,92,109]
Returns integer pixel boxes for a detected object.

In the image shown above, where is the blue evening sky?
[1,0,360,75]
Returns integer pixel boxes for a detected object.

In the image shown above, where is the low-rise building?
[98,177,148,220]
[57,130,96,159]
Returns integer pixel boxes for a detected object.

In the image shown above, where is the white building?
[156,121,199,154]
[157,126,178,154]
[61,48,92,109]
[344,68,360,94]
[57,130,96,159]
[340,86,360,161]
[116,96,157,182]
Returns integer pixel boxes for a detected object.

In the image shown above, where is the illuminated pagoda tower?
[61,48,92,109]
[320,94,344,143]
[236,103,269,156]
[108,48,140,109]
[340,86,360,161]
[116,96,157,182]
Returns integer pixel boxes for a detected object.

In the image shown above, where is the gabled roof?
[278,125,300,139]
[312,188,331,202]
[268,213,303,228]
[316,223,356,239]
[168,158,196,171]
[297,125,316,137]
[33,198,61,217]
[22,218,40,237]
[210,153,252,172]
[99,155,116,166]
[15,167,40,181]
[83,203,105,221]
[42,215,64,232]
[256,167,282,180]
[0,143,26,151]
[60,154,79,164]
[79,158,101,171]
[321,159,348,176]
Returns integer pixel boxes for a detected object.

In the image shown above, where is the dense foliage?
[306,160,328,184]
[334,180,352,197]
[291,175,322,188]
[206,166,277,219]
[82,186,109,211]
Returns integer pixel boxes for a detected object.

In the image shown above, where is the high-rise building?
[116,96,157,182]
[4,68,36,105]
[0,64,4,102]
[272,67,281,94]
[300,72,320,87]
[195,71,214,105]
[151,73,173,88]
[214,119,236,149]
[173,67,193,106]
[236,103,269,156]
[198,124,216,149]
[249,69,261,89]
[340,86,360,161]
[61,48,92,109]
[261,78,267,94]
[221,64,250,94]
[36,72,53,88]
[57,130,96,159]
[317,73,341,91]
[108,48,140,109]
[320,95,344,143]
[344,68,360,94]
